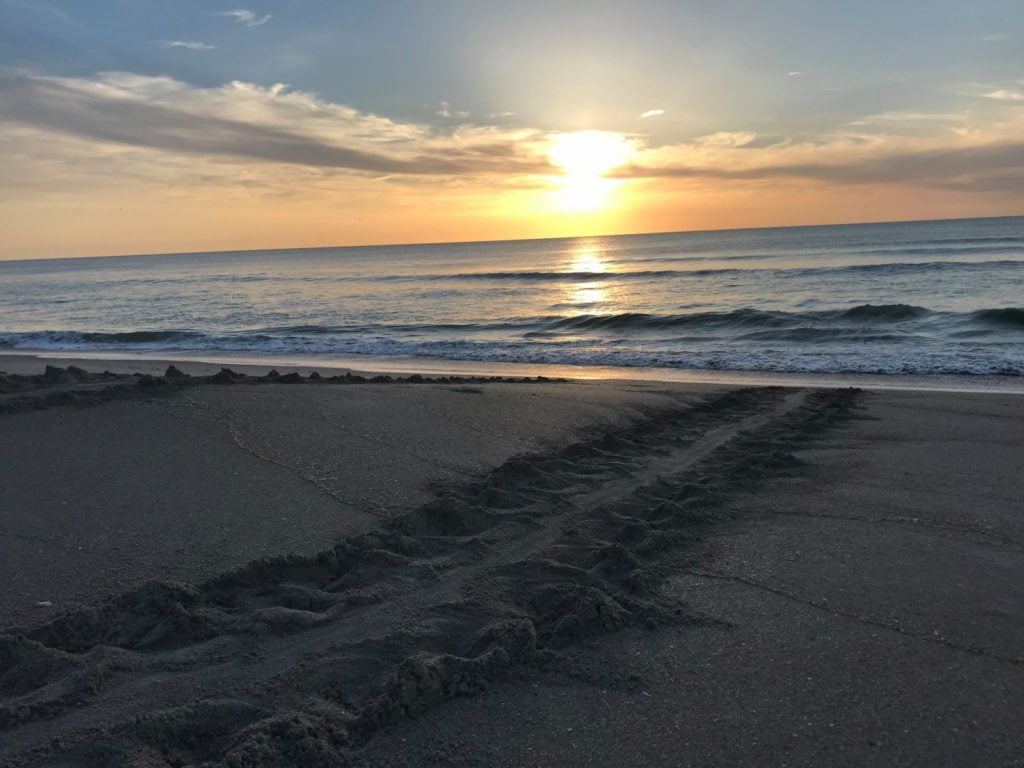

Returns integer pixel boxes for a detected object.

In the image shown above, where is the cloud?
[640,109,664,119]
[437,101,469,119]
[220,9,271,27]
[2,71,1023,200]
[159,41,216,50]
[845,111,968,128]
[1,0,84,29]
[787,71,804,77]
[619,124,1024,192]
[981,33,1008,42]
[982,89,1024,101]
[691,131,758,148]
[862,111,967,121]
[0,73,550,177]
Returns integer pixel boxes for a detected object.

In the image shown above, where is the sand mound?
[0,365,564,415]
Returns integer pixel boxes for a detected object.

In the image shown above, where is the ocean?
[2,216,1023,378]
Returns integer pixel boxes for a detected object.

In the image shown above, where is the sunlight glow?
[548,131,633,212]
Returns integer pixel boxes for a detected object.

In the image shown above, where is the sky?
[1,0,1023,260]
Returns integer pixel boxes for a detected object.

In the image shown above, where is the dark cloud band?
[0,76,551,176]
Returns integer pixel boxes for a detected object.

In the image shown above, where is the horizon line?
[3,212,1022,266]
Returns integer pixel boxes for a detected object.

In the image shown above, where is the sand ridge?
[0,364,566,416]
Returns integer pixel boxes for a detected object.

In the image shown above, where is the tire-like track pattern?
[0,386,861,767]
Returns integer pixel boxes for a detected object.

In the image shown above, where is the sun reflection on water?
[565,241,611,311]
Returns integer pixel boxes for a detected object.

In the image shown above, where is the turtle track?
[0,386,861,767]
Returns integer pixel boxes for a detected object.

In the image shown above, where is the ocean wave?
[363,259,1024,284]
[65,259,1017,290]
[832,259,1024,274]
[972,307,1024,328]
[251,320,540,335]
[535,309,788,333]
[0,330,207,347]
[3,305,1022,351]
[2,304,1020,376]
[350,340,1023,376]
[7,331,1016,376]
[534,305,938,334]
[837,303,930,321]
[16,255,1022,290]
[424,269,702,282]
[735,329,919,343]
[837,244,1024,258]
[863,235,1024,248]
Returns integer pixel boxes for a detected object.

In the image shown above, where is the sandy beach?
[4,1,1023,764]
[1,357,1022,767]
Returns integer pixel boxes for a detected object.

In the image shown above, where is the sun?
[547,131,633,212]
[549,131,634,177]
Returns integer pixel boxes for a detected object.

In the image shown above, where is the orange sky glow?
[2,2,1023,260]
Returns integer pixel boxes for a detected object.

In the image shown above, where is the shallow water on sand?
[2,216,1023,375]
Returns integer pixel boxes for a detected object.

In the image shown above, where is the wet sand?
[1,361,1021,767]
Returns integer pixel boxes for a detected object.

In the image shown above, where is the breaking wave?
[2,304,1021,376]
[376,259,1024,283]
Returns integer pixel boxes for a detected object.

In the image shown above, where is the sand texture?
[0,364,1021,767]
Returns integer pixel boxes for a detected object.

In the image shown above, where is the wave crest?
[838,304,930,321]
[1,304,1020,377]
[972,307,1024,328]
